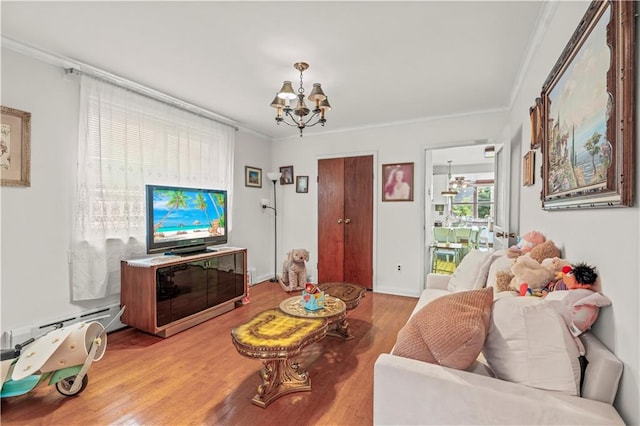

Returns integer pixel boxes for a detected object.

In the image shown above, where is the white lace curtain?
[71,76,235,301]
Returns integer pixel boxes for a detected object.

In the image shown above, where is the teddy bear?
[507,230,546,258]
[279,248,309,292]
[506,254,555,294]
[528,239,561,263]
[494,240,562,294]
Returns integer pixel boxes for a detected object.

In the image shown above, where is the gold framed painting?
[523,151,535,186]
[1,106,31,187]
[529,97,543,149]
[540,1,635,210]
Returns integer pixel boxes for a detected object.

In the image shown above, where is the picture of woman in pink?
[384,165,412,200]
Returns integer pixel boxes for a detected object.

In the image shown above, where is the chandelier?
[441,161,458,197]
[270,62,331,137]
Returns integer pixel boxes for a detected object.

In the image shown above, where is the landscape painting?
[541,1,635,209]
[545,4,610,197]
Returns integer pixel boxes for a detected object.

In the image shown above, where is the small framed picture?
[296,176,309,193]
[279,165,294,185]
[382,162,414,202]
[523,151,535,186]
[1,106,31,187]
[244,166,262,188]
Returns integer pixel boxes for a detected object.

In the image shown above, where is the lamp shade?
[307,83,327,102]
[277,81,297,100]
[270,94,286,109]
[266,172,281,182]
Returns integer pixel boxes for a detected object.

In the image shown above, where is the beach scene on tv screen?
[152,189,225,243]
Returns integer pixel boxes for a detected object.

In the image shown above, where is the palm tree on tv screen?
[195,193,210,228]
[154,190,188,231]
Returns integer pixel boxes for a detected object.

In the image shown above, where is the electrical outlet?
[397,264,401,271]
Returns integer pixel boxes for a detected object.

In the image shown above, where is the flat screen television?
[146,184,228,255]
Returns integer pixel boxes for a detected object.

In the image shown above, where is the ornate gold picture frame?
[540,1,635,209]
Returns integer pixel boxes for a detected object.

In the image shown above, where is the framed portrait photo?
[279,165,294,185]
[1,106,31,187]
[382,162,414,202]
[296,176,309,193]
[244,166,262,188]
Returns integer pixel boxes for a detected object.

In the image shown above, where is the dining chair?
[433,227,453,243]
[431,227,458,274]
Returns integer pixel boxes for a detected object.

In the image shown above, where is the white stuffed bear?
[279,248,309,291]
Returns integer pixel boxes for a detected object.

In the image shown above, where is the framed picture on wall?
[523,151,535,186]
[540,0,635,209]
[244,166,262,188]
[279,165,294,185]
[1,106,31,187]
[382,162,414,202]
[296,176,309,193]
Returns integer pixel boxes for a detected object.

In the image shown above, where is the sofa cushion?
[482,296,581,396]
[447,249,494,292]
[393,287,493,370]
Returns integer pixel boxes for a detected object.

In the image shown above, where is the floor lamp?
[263,172,282,282]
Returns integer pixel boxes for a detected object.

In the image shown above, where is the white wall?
[0,48,100,334]
[229,129,278,284]
[0,48,273,339]
[270,111,508,297]
[507,2,639,423]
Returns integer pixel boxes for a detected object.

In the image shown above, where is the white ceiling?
[1,1,544,141]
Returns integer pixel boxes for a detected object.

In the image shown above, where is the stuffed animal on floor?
[507,230,546,258]
[280,248,310,291]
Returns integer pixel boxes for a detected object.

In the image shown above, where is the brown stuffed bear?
[279,248,309,292]
[528,240,561,264]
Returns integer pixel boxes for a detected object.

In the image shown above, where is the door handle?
[337,218,343,224]
[495,232,516,238]
[345,218,351,224]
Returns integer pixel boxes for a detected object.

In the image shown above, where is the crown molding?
[507,1,560,109]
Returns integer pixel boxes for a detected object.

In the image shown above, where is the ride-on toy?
[1,307,124,397]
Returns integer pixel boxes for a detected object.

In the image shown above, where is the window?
[72,75,235,301]
[451,183,494,220]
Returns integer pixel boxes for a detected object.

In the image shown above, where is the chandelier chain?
[298,70,305,95]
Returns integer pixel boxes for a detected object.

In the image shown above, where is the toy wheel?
[55,374,88,396]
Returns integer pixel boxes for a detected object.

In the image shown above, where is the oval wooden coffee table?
[231,308,327,408]
[279,295,351,339]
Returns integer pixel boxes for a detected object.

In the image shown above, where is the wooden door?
[318,155,373,288]
[318,158,345,283]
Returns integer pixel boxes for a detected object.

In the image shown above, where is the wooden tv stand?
[120,247,247,337]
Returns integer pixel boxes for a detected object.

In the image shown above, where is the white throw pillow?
[482,297,581,396]
[448,249,494,292]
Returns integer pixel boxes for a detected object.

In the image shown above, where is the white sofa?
[374,272,624,425]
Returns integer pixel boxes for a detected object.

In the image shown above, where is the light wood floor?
[1,281,417,425]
